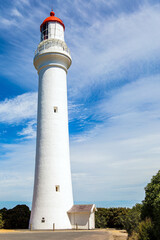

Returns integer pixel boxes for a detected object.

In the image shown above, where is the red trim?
[40,12,65,31]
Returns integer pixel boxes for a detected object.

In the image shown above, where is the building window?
[54,106,58,113]
[55,185,60,192]
[41,217,45,223]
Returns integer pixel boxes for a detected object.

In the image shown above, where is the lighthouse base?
[30,213,72,230]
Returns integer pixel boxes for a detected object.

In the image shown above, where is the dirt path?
[0,229,128,240]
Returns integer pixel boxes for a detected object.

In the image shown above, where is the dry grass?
[128,231,139,240]
[0,229,18,233]
[106,229,128,240]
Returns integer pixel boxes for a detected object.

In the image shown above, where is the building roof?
[40,11,65,32]
[67,204,97,213]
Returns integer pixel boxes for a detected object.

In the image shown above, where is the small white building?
[68,204,97,230]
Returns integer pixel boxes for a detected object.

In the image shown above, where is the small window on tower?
[55,185,60,192]
[54,106,58,113]
[41,217,45,223]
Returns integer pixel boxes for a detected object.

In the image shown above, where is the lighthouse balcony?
[35,39,71,57]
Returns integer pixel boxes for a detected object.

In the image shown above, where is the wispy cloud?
[71,130,160,201]
[0,92,37,124]
[67,2,160,97]
[70,74,160,201]
[11,8,23,18]
[18,120,37,139]
[71,74,160,140]
[0,141,35,201]
[1,0,160,93]
[15,0,30,7]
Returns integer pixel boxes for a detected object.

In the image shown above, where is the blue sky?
[0,0,160,208]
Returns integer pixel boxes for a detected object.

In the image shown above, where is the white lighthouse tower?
[30,10,73,230]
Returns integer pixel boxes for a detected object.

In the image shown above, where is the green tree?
[119,204,142,236]
[1,205,30,229]
[141,170,160,239]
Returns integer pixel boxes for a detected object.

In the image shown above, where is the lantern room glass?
[41,23,48,41]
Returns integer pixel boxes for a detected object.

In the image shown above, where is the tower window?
[54,106,58,113]
[55,185,60,192]
[41,217,45,223]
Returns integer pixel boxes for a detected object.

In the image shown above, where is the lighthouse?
[30,10,73,230]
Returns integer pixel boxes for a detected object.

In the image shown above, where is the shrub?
[107,208,130,229]
[95,208,109,228]
[0,213,4,229]
[95,207,130,229]
[138,218,155,240]
[118,204,142,236]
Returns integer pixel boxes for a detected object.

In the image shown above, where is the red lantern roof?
[40,11,65,31]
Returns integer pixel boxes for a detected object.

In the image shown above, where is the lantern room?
[40,11,65,42]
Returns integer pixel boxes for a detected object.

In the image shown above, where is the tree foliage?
[141,170,160,239]
[138,218,155,240]
[127,170,160,240]
[0,205,30,229]
[0,213,4,229]
[95,207,130,229]
[119,204,142,236]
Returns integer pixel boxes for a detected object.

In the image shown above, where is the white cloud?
[0,92,37,124]
[15,0,30,7]
[18,120,37,139]
[1,1,160,94]
[70,74,160,201]
[100,74,160,119]
[67,3,160,95]
[71,130,160,201]
[0,141,35,201]
[0,17,16,27]
[68,101,88,124]
[11,8,22,17]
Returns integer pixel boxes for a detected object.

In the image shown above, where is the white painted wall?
[89,212,95,229]
[30,29,73,229]
[69,212,96,230]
